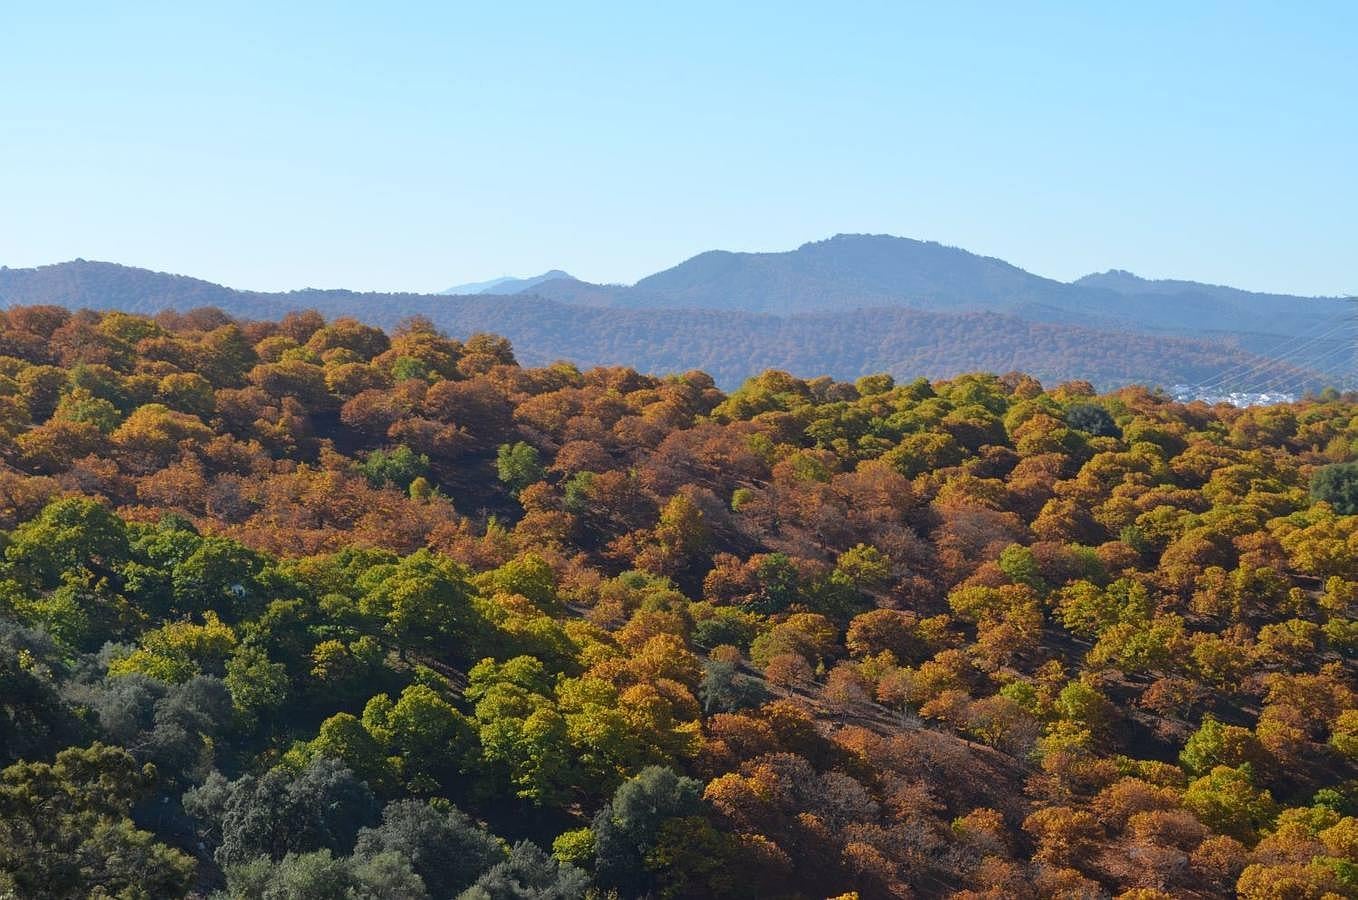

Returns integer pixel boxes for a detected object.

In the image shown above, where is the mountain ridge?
[440,269,573,296]
[513,234,1351,343]
[2,236,1350,393]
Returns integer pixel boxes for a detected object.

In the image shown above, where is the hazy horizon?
[7,232,1355,301]
[3,3,1355,295]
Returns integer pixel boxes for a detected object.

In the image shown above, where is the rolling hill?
[0,237,1349,394]
[522,235,1352,344]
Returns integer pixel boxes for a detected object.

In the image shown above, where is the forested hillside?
[0,305,1356,899]
[0,260,1330,392]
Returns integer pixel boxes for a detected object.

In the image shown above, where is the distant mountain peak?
[617,231,1047,314]
[1080,267,1140,280]
[1,238,1348,394]
[441,270,573,296]
[1074,268,1351,302]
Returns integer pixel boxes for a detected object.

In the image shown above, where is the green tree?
[224,644,290,728]
[4,497,129,588]
[291,713,393,792]
[170,536,268,620]
[354,799,504,898]
[0,622,79,766]
[0,743,195,899]
[698,658,770,713]
[359,550,480,658]
[644,492,713,577]
[467,657,576,805]
[458,840,588,900]
[1054,679,1114,736]
[1180,715,1271,776]
[1065,402,1120,437]
[363,684,476,792]
[477,553,557,610]
[834,543,892,591]
[84,674,232,786]
[1330,709,1358,760]
[53,386,123,432]
[360,445,431,490]
[497,442,544,495]
[224,848,427,900]
[107,611,237,682]
[391,355,432,382]
[1182,764,1278,843]
[997,544,1048,594]
[753,553,801,613]
[1311,461,1358,514]
[592,765,705,897]
[184,756,378,868]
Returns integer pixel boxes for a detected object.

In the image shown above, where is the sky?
[1,2,1355,296]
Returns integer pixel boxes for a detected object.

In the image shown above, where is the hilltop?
[2,235,1350,393]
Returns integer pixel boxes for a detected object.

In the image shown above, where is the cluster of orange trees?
[0,305,1354,899]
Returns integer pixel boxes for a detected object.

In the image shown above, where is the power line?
[1245,313,1358,397]
[1193,320,1338,393]
[1194,316,1353,395]
[1252,337,1357,397]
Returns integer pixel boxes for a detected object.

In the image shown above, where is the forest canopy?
[0,303,1354,899]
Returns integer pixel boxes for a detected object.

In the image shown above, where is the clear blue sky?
[2,2,1354,295]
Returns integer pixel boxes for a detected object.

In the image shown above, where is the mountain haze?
[522,235,1351,343]
[1,236,1349,393]
[612,235,1068,314]
[441,270,573,295]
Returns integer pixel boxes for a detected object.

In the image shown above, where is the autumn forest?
[0,304,1356,899]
